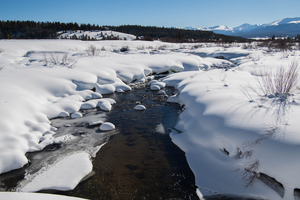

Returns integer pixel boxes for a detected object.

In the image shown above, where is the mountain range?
[184,17,300,38]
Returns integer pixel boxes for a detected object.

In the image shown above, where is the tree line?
[0,20,247,42]
[0,20,106,39]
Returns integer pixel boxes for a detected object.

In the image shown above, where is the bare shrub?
[263,124,277,137]
[43,53,48,66]
[85,44,100,56]
[137,45,145,50]
[268,40,293,52]
[192,44,203,49]
[50,53,59,64]
[243,150,253,159]
[251,61,299,98]
[157,45,168,50]
[242,138,263,149]
[242,160,260,188]
[233,148,254,160]
[233,147,243,159]
[61,53,77,68]
[43,53,77,68]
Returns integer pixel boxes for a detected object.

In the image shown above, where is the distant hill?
[185,17,300,38]
[0,20,246,42]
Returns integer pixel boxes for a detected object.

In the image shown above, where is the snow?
[58,30,137,41]
[70,112,83,119]
[1,38,300,199]
[20,152,92,192]
[148,80,166,90]
[269,17,300,26]
[89,120,103,126]
[0,192,87,200]
[196,25,233,31]
[288,20,300,24]
[162,46,300,199]
[99,122,115,131]
[157,90,166,95]
[134,105,146,111]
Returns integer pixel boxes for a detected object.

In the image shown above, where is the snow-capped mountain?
[185,17,300,38]
[233,23,262,32]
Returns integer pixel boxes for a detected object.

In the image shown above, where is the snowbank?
[162,47,300,199]
[0,192,87,200]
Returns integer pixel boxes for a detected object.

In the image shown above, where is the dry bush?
[44,53,77,68]
[242,160,260,188]
[137,45,145,50]
[146,46,153,49]
[61,53,77,68]
[260,61,298,97]
[85,44,100,56]
[267,40,293,52]
[244,61,299,98]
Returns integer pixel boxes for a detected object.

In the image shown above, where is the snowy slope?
[268,17,300,26]
[58,30,137,40]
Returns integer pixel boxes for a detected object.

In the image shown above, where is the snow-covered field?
[0,34,300,199]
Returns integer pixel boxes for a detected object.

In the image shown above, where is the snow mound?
[134,105,146,111]
[99,122,115,131]
[58,111,70,118]
[71,112,83,119]
[148,80,166,90]
[158,90,166,95]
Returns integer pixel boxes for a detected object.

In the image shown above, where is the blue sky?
[1,0,300,28]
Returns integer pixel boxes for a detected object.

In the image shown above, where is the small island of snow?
[99,122,115,131]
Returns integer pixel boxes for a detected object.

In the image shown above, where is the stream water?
[0,82,199,199]
[59,83,199,199]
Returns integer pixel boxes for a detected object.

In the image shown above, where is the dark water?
[60,83,199,199]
